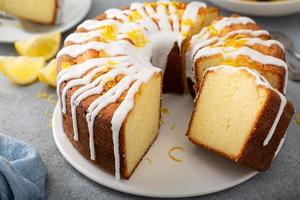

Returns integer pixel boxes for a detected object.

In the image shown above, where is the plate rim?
[0,0,92,43]
[52,101,286,198]
[208,0,300,17]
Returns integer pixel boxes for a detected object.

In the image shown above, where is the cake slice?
[187,66,294,170]
[0,0,61,24]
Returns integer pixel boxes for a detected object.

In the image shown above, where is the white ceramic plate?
[52,94,285,198]
[0,0,92,43]
[208,0,300,17]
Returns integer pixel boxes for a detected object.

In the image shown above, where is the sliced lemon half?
[38,59,57,87]
[15,32,61,61]
[1,56,45,85]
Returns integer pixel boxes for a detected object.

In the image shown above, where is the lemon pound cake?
[187,66,294,170]
[0,0,63,24]
[57,1,218,179]
[188,15,287,94]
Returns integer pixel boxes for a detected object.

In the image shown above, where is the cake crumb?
[168,147,183,163]
[295,112,300,125]
[161,107,169,115]
[145,158,152,164]
[160,118,165,125]
[44,108,52,117]
[37,91,49,100]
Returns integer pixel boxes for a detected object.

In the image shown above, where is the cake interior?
[122,73,162,178]
[188,68,269,159]
[195,55,283,92]
[0,0,57,24]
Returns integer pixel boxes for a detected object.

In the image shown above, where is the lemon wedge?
[1,56,45,85]
[38,59,57,87]
[15,32,61,60]
[0,56,15,73]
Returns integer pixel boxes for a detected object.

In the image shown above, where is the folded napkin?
[0,133,46,200]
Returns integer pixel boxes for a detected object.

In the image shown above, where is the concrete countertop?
[0,0,299,199]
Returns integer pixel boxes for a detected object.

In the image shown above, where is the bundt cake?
[56,0,294,180]
[187,66,294,170]
[0,0,62,24]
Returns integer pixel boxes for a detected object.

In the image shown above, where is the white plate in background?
[52,94,285,198]
[208,0,300,17]
[0,0,92,43]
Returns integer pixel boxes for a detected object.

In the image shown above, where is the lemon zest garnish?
[47,95,57,105]
[103,77,116,89]
[161,107,169,115]
[168,147,183,163]
[182,31,191,38]
[61,61,72,70]
[98,24,118,42]
[126,29,148,48]
[181,18,194,28]
[295,112,300,125]
[44,108,51,116]
[206,25,219,36]
[128,10,142,22]
[221,34,248,53]
[37,91,49,99]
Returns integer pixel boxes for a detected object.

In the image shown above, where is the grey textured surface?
[0,0,300,199]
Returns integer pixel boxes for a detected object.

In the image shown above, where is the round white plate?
[208,0,300,17]
[0,0,92,43]
[52,94,285,198]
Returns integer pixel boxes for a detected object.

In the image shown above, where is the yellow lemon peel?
[161,107,169,115]
[181,19,194,28]
[103,77,116,89]
[221,34,248,53]
[14,32,61,61]
[128,10,142,22]
[126,29,148,48]
[295,112,300,125]
[37,91,49,99]
[1,56,45,85]
[47,95,57,104]
[61,61,72,70]
[168,147,183,163]
[38,59,57,87]
[98,24,118,42]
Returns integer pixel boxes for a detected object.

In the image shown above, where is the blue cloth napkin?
[0,133,46,200]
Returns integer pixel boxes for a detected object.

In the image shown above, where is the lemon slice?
[1,56,45,85]
[15,32,61,60]
[38,59,57,87]
[0,56,15,73]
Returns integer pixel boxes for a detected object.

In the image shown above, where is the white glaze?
[57,1,288,180]
[194,46,287,69]
[213,16,255,31]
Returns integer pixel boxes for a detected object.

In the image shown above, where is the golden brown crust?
[194,56,286,93]
[187,71,295,171]
[62,72,162,179]
[239,92,294,170]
